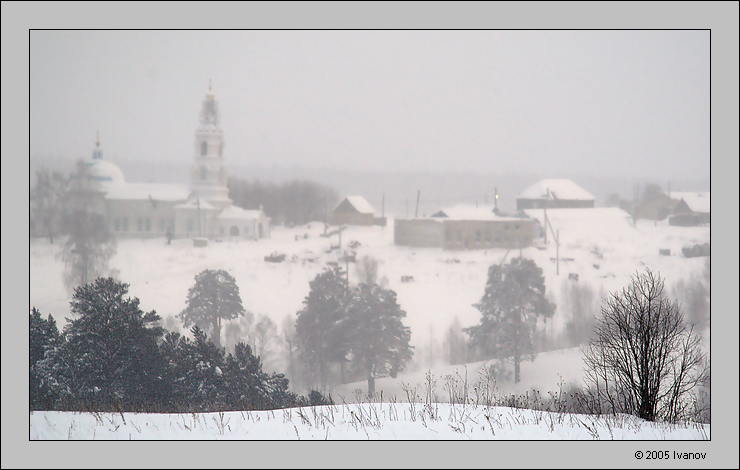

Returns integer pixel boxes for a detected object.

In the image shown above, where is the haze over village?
[26,29,716,445]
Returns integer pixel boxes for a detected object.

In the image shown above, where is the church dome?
[85,159,126,185]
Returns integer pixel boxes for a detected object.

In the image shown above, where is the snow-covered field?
[29,213,710,351]
[29,403,709,440]
[28,213,711,441]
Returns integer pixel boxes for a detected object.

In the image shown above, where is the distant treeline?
[228,177,339,226]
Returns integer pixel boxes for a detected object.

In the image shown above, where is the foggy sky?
[30,30,709,180]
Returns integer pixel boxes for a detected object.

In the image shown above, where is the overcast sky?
[30,30,709,180]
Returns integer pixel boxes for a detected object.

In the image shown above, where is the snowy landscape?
[20,26,722,453]
[29,215,711,439]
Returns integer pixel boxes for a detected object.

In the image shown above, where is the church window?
[200,166,207,180]
[201,141,208,156]
[114,217,120,231]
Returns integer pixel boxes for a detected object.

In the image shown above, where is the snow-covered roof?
[518,179,594,201]
[671,192,710,214]
[174,198,217,210]
[86,159,126,185]
[337,196,376,214]
[217,206,266,221]
[430,204,523,222]
[104,183,190,202]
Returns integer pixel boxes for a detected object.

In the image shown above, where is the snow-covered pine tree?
[342,283,413,398]
[29,307,62,410]
[160,326,227,410]
[179,269,245,350]
[464,258,555,383]
[60,277,166,408]
[224,341,297,410]
[295,264,350,389]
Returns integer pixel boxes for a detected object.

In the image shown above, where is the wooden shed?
[331,196,376,226]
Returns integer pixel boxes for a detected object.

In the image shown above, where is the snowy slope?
[29,403,709,440]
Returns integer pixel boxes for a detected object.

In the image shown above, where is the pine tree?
[29,307,62,410]
[343,283,413,398]
[159,326,228,410]
[295,264,350,389]
[464,258,555,383]
[59,277,165,407]
[179,269,245,350]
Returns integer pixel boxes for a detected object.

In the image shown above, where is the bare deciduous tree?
[583,269,708,422]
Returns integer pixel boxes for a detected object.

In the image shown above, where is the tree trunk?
[367,374,375,399]
[514,307,521,383]
[212,317,222,349]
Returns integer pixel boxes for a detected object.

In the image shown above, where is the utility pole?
[345,250,349,284]
[632,183,639,227]
[544,188,549,244]
[556,229,560,276]
[415,190,420,218]
[544,212,560,276]
[381,193,385,230]
[197,198,202,237]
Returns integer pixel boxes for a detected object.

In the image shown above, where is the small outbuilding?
[331,196,376,226]
[669,192,710,226]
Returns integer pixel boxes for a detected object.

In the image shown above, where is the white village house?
[516,179,595,210]
[80,86,270,240]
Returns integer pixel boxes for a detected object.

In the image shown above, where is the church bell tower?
[189,81,232,209]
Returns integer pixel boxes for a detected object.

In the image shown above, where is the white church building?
[83,86,270,241]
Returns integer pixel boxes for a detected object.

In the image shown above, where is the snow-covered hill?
[29,403,709,440]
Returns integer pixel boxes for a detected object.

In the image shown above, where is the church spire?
[199,81,219,127]
[92,130,103,160]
